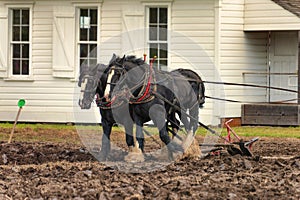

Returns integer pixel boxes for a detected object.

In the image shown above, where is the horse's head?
[108,53,125,69]
[78,63,108,109]
[108,54,147,97]
[108,54,145,72]
[104,54,125,97]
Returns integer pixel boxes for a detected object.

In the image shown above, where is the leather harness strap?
[97,57,157,109]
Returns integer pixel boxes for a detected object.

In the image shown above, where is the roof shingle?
[272,0,300,17]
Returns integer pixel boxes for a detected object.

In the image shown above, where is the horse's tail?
[190,78,205,109]
[188,70,205,108]
[198,80,205,108]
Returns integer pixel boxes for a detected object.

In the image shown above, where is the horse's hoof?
[97,153,108,162]
[182,130,194,151]
[168,141,184,153]
[124,146,145,163]
[183,138,201,159]
[154,147,171,162]
[124,153,145,163]
[98,156,107,162]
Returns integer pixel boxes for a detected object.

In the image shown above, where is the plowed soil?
[0,127,299,199]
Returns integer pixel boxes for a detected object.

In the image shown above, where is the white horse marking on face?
[79,77,88,104]
[104,67,115,98]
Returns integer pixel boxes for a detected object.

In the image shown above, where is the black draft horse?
[168,68,205,134]
[108,55,205,158]
[78,63,135,161]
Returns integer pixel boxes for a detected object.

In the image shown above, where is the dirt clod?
[0,129,299,199]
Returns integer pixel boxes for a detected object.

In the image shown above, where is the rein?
[205,96,300,104]
[170,77,298,94]
[96,95,122,109]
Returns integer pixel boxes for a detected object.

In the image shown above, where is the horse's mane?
[124,55,145,66]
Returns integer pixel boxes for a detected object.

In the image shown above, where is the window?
[148,7,168,70]
[11,9,30,75]
[79,8,98,67]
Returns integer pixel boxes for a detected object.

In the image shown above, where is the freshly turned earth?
[0,127,299,199]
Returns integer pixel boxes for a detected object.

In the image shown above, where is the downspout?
[267,31,272,103]
[213,0,221,126]
[298,31,300,104]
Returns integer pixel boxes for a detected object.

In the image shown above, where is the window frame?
[145,4,171,71]
[7,5,33,80]
[75,5,100,73]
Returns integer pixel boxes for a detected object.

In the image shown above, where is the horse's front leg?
[136,123,145,153]
[124,120,134,149]
[99,118,113,161]
[167,110,180,136]
[124,120,144,162]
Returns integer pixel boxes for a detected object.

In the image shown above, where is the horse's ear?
[98,63,106,73]
[95,63,103,75]
[79,64,87,74]
[99,63,110,75]
[109,53,117,66]
[120,54,126,64]
[78,64,88,87]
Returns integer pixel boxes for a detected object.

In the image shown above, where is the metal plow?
[199,119,259,157]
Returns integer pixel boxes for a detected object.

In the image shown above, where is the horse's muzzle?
[78,99,91,109]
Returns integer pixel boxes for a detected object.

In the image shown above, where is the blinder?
[80,75,98,93]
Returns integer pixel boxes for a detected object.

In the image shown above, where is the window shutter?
[0,9,8,78]
[122,12,145,55]
[52,11,75,78]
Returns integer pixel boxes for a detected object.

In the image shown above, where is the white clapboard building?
[0,0,300,125]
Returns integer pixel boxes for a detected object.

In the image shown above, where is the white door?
[269,31,298,103]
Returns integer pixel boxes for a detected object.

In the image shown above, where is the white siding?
[245,0,300,31]
[4,0,297,124]
[0,0,219,124]
[220,0,268,117]
[100,0,122,61]
[0,1,97,123]
[0,5,8,77]
[171,0,216,124]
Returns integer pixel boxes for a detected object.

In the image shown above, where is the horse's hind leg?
[167,111,180,137]
[182,106,201,158]
[178,110,190,133]
[150,104,183,156]
[179,104,198,133]
[189,104,199,134]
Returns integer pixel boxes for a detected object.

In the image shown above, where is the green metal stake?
[8,99,26,144]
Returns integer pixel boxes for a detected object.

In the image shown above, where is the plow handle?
[198,121,216,134]
[198,121,230,143]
